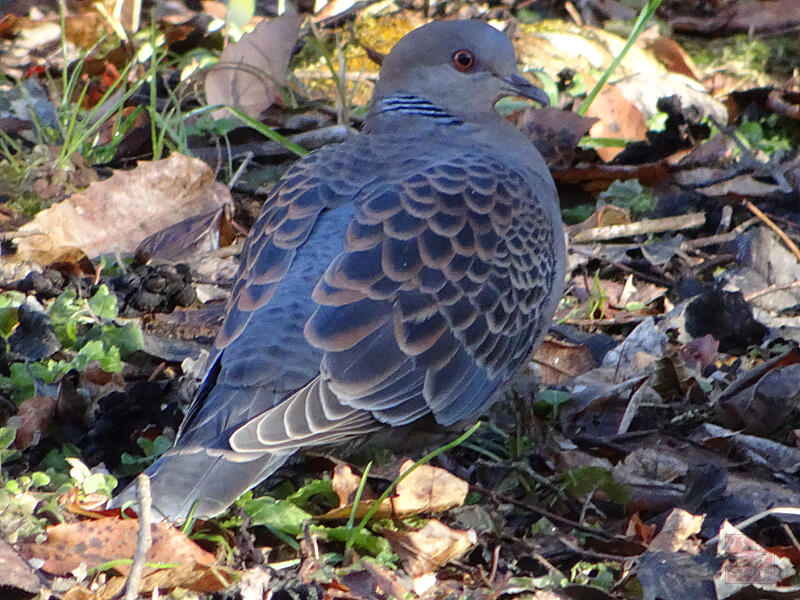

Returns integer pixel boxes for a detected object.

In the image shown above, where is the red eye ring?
[452,49,475,72]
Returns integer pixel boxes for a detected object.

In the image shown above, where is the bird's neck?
[364,93,526,149]
[368,93,464,126]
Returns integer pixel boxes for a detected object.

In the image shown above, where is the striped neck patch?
[377,94,463,125]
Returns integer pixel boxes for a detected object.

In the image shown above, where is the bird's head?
[370,20,548,123]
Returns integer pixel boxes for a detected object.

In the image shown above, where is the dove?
[113,19,566,519]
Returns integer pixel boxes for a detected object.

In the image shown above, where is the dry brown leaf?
[533,339,597,385]
[715,520,796,598]
[15,154,231,260]
[332,464,374,508]
[586,83,647,162]
[626,513,657,545]
[0,538,40,595]
[8,395,57,450]
[20,517,215,577]
[647,508,703,553]
[391,460,468,516]
[205,12,303,119]
[643,36,701,81]
[135,205,235,263]
[516,106,598,168]
[321,461,467,520]
[63,564,239,599]
[383,519,476,577]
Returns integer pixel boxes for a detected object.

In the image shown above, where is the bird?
[112,19,567,520]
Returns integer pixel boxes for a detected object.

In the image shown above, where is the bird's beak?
[501,73,550,106]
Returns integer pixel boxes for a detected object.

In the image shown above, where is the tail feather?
[111,448,291,521]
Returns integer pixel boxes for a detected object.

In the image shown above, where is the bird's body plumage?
[113,20,566,519]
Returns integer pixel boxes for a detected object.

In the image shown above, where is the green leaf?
[71,340,105,371]
[100,322,144,356]
[98,345,122,373]
[81,472,117,496]
[561,204,594,226]
[598,179,656,217]
[31,472,51,487]
[0,291,25,308]
[243,495,312,536]
[30,359,69,384]
[0,427,16,449]
[88,285,118,320]
[311,525,394,562]
[0,306,19,338]
[8,363,35,401]
[285,478,337,510]
[49,289,84,345]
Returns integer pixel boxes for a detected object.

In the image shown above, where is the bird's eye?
[452,49,475,72]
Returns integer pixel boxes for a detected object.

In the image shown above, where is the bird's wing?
[228,151,560,453]
[177,143,379,441]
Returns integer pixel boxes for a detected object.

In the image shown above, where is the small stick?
[123,474,153,600]
[745,281,800,302]
[569,212,705,243]
[744,200,800,262]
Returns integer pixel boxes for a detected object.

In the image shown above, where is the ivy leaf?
[88,285,118,321]
[0,306,19,339]
[49,289,84,345]
[243,495,312,536]
[100,323,143,356]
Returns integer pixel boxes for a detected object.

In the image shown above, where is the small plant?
[115,435,173,477]
[570,560,617,590]
[588,272,609,320]
[534,389,572,424]
[0,285,143,402]
[65,457,118,498]
[598,179,656,218]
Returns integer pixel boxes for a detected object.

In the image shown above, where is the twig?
[745,281,800,302]
[123,474,153,600]
[227,151,253,189]
[744,200,800,262]
[682,217,758,249]
[569,212,705,243]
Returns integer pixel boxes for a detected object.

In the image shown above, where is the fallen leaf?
[0,537,40,594]
[586,83,648,162]
[390,460,468,515]
[14,154,231,260]
[715,520,796,598]
[718,363,800,436]
[20,517,215,577]
[383,519,476,577]
[320,461,468,520]
[642,35,701,81]
[205,12,303,119]
[8,395,57,450]
[332,464,374,508]
[533,339,597,385]
[647,508,703,553]
[64,564,240,599]
[516,106,597,167]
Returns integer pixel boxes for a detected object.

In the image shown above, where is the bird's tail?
[110,447,291,521]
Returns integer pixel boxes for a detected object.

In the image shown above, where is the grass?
[578,0,663,115]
